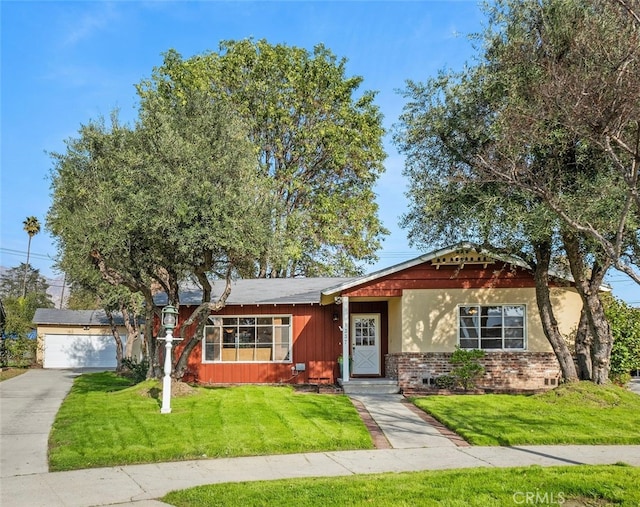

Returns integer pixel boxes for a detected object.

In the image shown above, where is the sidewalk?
[2,370,639,507]
[3,444,640,507]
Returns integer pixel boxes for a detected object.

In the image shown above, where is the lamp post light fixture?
[160,304,179,414]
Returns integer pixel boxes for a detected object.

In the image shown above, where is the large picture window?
[203,316,291,362]
[458,305,526,350]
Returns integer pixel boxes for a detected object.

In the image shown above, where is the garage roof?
[33,309,129,326]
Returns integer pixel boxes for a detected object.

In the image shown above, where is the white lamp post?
[160,304,178,414]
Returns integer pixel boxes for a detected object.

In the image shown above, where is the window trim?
[202,314,292,363]
[457,304,527,351]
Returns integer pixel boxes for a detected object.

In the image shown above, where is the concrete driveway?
[0,369,79,477]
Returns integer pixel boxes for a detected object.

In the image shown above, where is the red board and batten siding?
[174,304,344,385]
[341,261,562,297]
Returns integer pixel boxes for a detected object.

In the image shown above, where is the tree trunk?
[562,231,613,384]
[120,306,140,359]
[533,241,579,382]
[142,294,162,379]
[575,308,593,380]
[105,309,124,373]
[586,292,613,383]
[22,236,32,299]
[174,273,233,380]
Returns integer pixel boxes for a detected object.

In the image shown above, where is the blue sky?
[1,1,637,305]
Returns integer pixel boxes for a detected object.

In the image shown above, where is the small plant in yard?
[120,356,149,384]
[3,336,37,368]
[450,347,485,390]
[434,374,456,389]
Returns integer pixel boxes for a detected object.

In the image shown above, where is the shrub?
[434,374,456,389]
[120,357,149,384]
[603,294,640,384]
[450,347,485,390]
[3,336,37,367]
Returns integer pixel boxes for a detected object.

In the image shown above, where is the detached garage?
[33,309,139,369]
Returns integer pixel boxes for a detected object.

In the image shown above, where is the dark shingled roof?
[33,309,128,326]
[154,277,357,306]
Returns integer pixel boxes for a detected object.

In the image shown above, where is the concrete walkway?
[349,394,458,448]
[0,368,79,477]
[2,370,640,507]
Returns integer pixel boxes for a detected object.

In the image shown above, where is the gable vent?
[431,250,495,269]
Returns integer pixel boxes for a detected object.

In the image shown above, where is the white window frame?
[202,315,292,363]
[458,304,527,350]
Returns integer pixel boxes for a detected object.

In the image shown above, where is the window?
[459,305,525,350]
[203,316,291,362]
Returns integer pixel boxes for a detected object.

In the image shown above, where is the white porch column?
[341,296,350,382]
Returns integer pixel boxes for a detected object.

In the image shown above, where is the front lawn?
[48,372,373,471]
[162,464,640,507]
[413,381,640,446]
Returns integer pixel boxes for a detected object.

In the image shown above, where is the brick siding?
[386,352,562,394]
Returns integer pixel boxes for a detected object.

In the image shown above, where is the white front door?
[351,314,381,375]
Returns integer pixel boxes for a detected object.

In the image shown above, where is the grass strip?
[0,367,28,381]
[49,372,372,471]
[162,464,640,507]
[412,381,640,446]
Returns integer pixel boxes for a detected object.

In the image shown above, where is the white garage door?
[43,334,124,369]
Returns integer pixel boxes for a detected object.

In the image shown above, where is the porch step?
[338,378,400,395]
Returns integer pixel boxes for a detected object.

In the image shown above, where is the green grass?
[162,464,640,506]
[413,381,640,446]
[48,372,373,471]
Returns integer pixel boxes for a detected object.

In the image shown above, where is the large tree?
[0,264,54,309]
[0,264,54,344]
[394,0,631,383]
[0,264,54,365]
[475,0,640,284]
[48,94,271,378]
[393,153,580,381]
[137,39,388,277]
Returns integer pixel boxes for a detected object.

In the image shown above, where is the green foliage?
[603,294,640,384]
[120,356,149,384]
[66,284,102,310]
[138,39,388,277]
[434,374,456,389]
[164,465,640,507]
[0,264,53,305]
[49,373,372,471]
[449,348,485,390]
[2,294,51,338]
[3,336,37,367]
[48,106,267,294]
[1,265,53,365]
[414,382,640,446]
[47,96,272,373]
[394,0,637,382]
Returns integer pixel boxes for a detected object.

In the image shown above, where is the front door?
[351,314,381,375]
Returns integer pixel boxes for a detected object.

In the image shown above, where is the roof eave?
[321,242,511,296]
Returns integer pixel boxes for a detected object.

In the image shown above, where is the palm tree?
[22,216,41,298]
